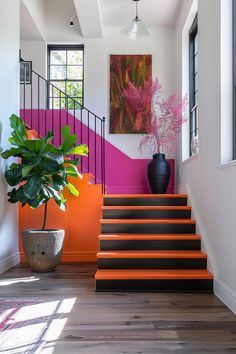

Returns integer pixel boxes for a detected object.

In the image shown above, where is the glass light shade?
[120,18,152,40]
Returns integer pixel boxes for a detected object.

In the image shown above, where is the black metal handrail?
[20,61,106,193]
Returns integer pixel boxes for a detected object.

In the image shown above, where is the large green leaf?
[67,144,88,156]
[67,182,79,196]
[40,159,60,173]
[23,175,42,200]
[46,186,66,211]
[67,158,80,166]
[5,166,23,186]
[22,165,34,178]
[39,131,54,152]
[65,165,79,177]
[7,188,18,203]
[60,125,77,154]
[1,147,22,159]
[43,152,64,164]
[9,115,27,145]
[52,174,67,191]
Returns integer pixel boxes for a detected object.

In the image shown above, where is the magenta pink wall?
[21,109,174,194]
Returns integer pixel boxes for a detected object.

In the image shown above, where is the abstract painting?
[110,55,152,134]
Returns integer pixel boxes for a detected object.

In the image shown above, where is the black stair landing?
[95,194,213,292]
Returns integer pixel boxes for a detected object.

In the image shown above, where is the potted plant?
[123,79,187,193]
[1,114,88,272]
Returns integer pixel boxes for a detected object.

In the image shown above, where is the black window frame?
[189,15,198,156]
[233,0,236,159]
[47,44,84,109]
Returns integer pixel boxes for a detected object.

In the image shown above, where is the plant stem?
[42,202,48,230]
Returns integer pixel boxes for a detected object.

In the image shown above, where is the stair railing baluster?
[23,65,26,122]
[52,85,54,145]
[102,117,106,194]
[100,120,103,194]
[87,111,90,174]
[30,72,33,129]
[73,100,76,160]
[94,117,97,184]
[66,97,69,125]
[59,90,62,145]
[44,80,47,137]
[38,75,40,137]
[80,108,83,173]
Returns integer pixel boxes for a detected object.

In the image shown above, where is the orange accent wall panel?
[19,174,102,262]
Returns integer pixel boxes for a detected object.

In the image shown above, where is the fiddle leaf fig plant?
[1,114,88,229]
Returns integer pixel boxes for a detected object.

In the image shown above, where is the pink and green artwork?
[110,55,152,134]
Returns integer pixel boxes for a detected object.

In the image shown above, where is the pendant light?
[120,0,152,40]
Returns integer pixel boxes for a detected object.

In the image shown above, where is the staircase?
[95,194,213,292]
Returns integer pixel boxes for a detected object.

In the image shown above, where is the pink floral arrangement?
[123,79,187,154]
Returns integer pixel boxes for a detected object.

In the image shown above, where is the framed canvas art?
[110,54,152,134]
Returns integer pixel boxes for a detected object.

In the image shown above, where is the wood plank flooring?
[0,263,236,353]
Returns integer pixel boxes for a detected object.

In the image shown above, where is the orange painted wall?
[19,174,102,262]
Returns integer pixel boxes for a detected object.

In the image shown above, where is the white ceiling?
[99,0,182,28]
[20,1,43,40]
[20,0,182,42]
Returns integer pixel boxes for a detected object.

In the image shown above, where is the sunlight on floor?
[0,298,76,354]
[0,277,40,286]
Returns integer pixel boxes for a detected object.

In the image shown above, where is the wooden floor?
[1,263,236,353]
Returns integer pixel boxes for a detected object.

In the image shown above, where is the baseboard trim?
[214,279,236,314]
[20,252,97,263]
[0,253,20,275]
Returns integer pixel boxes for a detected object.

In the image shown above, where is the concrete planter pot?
[22,229,65,272]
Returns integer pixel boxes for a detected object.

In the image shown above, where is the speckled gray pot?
[22,229,65,272]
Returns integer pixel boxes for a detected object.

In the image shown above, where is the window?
[48,45,84,109]
[189,15,198,155]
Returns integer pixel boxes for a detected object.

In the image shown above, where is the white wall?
[0,0,20,273]
[20,40,47,109]
[22,0,46,40]
[175,0,236,313]
[21,26,175,159]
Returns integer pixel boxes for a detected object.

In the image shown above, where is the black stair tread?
[97,250,207,258]
[100,219,196,224]
[95,269,213,280]
[103,194,187,198]
[99,234,201,240]
[102,206,191,210]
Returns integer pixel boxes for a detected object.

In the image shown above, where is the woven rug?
[0,299,63,354]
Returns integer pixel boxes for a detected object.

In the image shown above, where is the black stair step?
[102,206,191,219]
[95,269,213,292]
[99,234,201,250]
[103,194,188,206]
[100,219,196,234]
[97,251,207,270]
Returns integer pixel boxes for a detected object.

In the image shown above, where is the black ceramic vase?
[148,153,170,194]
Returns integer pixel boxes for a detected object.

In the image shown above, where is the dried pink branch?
[123,78,188,155]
